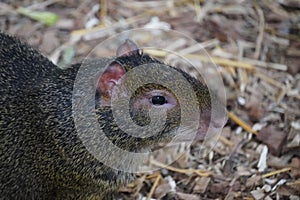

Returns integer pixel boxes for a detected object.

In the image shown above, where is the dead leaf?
[193,176,211,193]
[256,125,288,156]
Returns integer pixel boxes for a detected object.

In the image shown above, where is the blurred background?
[1,0,299,199]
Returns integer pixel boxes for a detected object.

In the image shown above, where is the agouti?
[0,32,225,199]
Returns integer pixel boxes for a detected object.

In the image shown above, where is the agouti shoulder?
[0,32,222,199]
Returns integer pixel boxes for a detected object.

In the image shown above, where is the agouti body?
[0,32,222,199]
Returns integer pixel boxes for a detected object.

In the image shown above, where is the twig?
[219,135,234,147]
[70,14,143,40]
[262,167,291,178]
[255,72,284,89]
[100,0,107,26]
[146,173,161,200]
[228,112,258,135]
[145,49,256,70]
[253,2,265,60]
[242,58,287,71]
[150,158,212,177]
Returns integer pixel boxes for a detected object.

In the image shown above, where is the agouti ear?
[116,39,139,57]
[96,61,126,102]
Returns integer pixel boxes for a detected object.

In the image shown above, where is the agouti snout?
[0,32,226,199]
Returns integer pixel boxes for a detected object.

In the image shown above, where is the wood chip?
[257,125,288,156]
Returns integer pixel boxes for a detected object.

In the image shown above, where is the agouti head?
[89,39,226,152]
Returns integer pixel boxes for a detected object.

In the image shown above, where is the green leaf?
[58,46,76,69]
[17,7,59,26]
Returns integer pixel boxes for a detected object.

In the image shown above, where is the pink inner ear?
[116,39,139,57]
[96,62,125,100]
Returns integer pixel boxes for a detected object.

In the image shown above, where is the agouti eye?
[151,96,167,105]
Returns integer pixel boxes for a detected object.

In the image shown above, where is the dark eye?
[151,95,167,105]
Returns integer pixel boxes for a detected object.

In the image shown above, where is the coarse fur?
[0,32,213,199]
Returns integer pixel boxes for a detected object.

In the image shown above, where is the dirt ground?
[1,0,299,199]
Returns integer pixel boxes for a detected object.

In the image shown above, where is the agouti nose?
[195,109,228,141]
